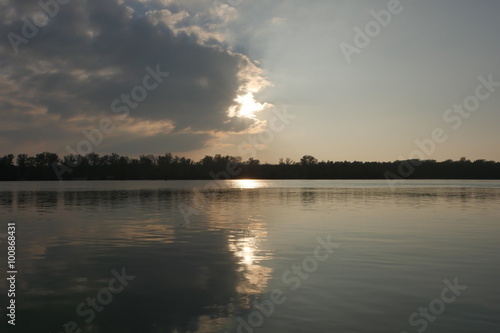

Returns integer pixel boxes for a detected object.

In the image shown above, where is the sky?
[1,0,499,163]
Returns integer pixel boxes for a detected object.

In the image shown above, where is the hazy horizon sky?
[1,0,499,163]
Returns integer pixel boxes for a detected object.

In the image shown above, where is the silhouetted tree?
[0,153,499,181]
[300,155,318,165]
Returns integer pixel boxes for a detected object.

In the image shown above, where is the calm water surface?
[1,180,499,333]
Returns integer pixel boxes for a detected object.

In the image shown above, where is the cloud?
[0,0,271,156]
[270,17,285,25]
[102,132,214,156]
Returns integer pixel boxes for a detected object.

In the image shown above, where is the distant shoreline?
[2,177,500,182]
[1,153,499,181]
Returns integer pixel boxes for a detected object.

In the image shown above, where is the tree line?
[0,152,499,181]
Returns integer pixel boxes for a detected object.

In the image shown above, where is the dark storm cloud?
[102,132,214,156]
[0,0,267,155]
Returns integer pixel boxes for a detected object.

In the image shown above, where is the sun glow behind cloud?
[228,92,270,119]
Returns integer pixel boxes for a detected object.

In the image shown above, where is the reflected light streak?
[233,179,267,189]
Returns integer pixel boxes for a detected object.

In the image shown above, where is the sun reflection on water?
[232,179,267,189]
[226,217,273,305]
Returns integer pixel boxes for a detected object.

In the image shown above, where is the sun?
[228,92,269,119]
